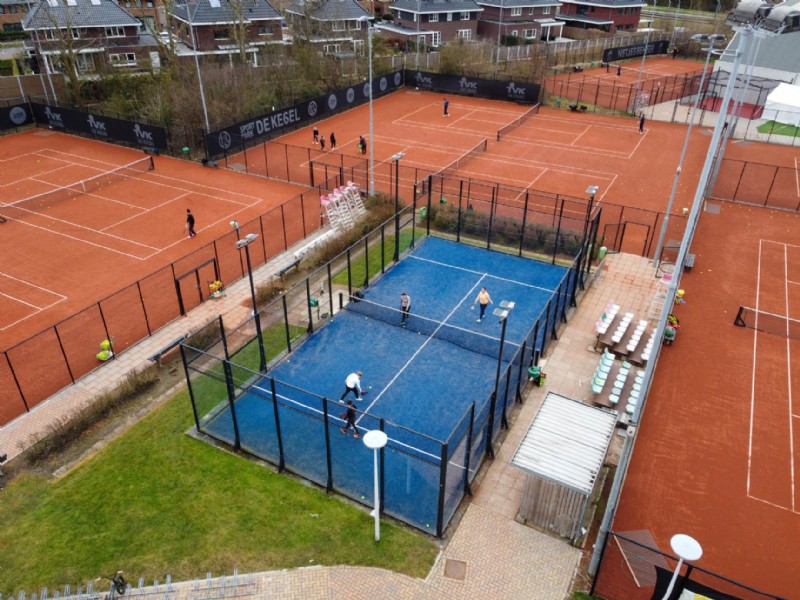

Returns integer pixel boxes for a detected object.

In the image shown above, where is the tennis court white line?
[408,255,557,293]
[795,157,799,199]
[782,242,796,512]
[99,192,191,233]
[251,385,442,461]
[746,240,762,496]
[0,291,42,310]
[0,271,66,331]
[747,492,800,514]
[362,278,486,417]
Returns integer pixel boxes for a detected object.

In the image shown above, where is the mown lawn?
[0,323,438,595]
[756,120,800,137]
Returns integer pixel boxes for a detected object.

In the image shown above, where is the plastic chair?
[591,381,604,394]
[609,394,620,405]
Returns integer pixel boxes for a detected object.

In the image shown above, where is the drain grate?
[443,558,467,581]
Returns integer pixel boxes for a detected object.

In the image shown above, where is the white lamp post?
[362,429,388,541]
[662,534,702,600]
[236,233,267,372]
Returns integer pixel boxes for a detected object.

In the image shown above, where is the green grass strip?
[757,120,800,137]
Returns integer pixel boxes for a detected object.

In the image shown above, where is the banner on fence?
[206,71,404,157]
[0,102,33,131]
[603,40,669,63]
[407,70,541,104]
[29,103,167,151]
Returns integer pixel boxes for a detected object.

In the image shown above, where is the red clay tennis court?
[593,201,800,599]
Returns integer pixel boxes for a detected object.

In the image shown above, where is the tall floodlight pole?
[651,34,723,270]
[632,0,654,116]
[188,1,211,133]
[495,0,504,76]
[360,17,376,195]
[415,0,421,70]
[671,0,680,44]
[588,27,755,587]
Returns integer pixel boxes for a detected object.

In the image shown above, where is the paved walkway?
[1,243,663,600]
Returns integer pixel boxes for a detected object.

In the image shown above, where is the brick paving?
[0,243,663,599]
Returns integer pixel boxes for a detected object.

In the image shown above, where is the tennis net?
[346,295,520,360]
[733,306,800,340]
[0,156,154,218]
[419,139,488,193]
[496,103,540,141]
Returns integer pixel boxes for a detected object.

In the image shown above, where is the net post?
[733,306,746,327]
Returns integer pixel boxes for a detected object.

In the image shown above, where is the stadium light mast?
[187,0,211,133]
[360,16,376,195]
[652,34,725,271]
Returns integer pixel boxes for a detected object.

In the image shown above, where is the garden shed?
[511,392,617,543]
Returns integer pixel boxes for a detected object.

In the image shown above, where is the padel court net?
[182,180,598,535]
[0,156,154,221]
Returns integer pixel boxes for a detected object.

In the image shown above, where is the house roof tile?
[24,0,141,29]
[172,0,281,25]
[391,0,481,13]
[285,0,371,21]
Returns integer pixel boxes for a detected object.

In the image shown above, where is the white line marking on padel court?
[409,255,557,293]
[360,277,487,419]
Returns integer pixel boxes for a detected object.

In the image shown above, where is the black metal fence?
[592,531,788,600]
[181,176,600,536]
[708,158,800,212]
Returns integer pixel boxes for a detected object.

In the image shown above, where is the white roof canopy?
[511,392,617,496]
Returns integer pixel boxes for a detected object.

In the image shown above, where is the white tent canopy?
[763,82,800,127]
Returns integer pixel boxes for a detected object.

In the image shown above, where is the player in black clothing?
[184,209,196,238]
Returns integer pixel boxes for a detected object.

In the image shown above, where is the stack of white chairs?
[626,369,646,415]
[321,181,366,231]
[626,319,649,354]
[641,329,657,363]
[590,348,615,394]
[609,360,632,407]
[611,312,634,345]
[595,299,619,334]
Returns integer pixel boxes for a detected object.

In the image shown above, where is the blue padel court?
[197,236,576,532]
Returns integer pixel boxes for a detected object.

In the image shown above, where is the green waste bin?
[419,207,428,219]
[597,246,608,261]
[309,297,319,308]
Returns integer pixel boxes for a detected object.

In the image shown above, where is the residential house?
[170,0,283,63]
[23,0,149,76]
[117,0,161,33]
[1,0,35,36]
[475,0,563,43]
[555,0,645,33]
[285,0,371,55]
[388,0,482,48]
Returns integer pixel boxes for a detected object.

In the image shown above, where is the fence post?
[463,403,475,496]
[323,397,333,491]
[270,378,285,471]
[436,442,449,537]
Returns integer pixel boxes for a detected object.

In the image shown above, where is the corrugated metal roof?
[24,0,141,29]
[172,0,281,26]
[510,392,617,496]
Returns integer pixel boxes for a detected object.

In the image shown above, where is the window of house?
[213,28,229,39]
[258,25,273,35]
[105,26,125,37]
[511,29,518,36]
[524,28,536,38]
[457,29,471,39]
[323,43,341,54]
[510,7,521,16]
[146,0,153,7]
[543,6,550,14]
[428,13,438,22]
[460,11,469,20]
[71,27,81,38]
[351,19,362,29]
[109,52,137,66]
[529,7,534,15]
[332,20,346,31]
[76,53,94,73]
[43,29,56,40]
[431,31,440,46]
[353,39,364,53]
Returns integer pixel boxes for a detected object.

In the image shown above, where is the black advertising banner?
[406,70,540,104]
[0,103,33,131]
[206,70,404,158]
[652,566,745,600]
[30,103,168,150]
[603,40,670,63]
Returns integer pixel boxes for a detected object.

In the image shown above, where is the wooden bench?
[148,334,189,366]
[278,258,301,279]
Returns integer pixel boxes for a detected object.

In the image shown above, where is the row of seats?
[624,319,650,353]
[590,348,617,393]
[595,299,620,334]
